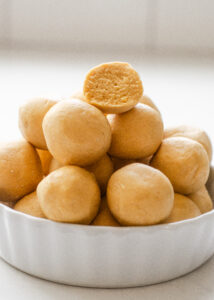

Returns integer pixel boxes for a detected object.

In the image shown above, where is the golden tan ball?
[91,197,120,227]
[107,104,163,159]
[189,186,213,213]
[0,140,43,202]
[163,193,201,223]
[14,191,46,218]
[43,99,111,166]
[86,154,114,195]
[151,137,209,194]
[164,125,212,162]
[140,95,160,113]
[107,163,174,226]
[37,166,101,224]
[37,149,52,175]
[84,62,143,114]
[19,97,56,149]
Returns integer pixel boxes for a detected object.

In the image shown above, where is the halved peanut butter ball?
[0,140,43,202]
[14,191,46,218]
[164,125,212,162]
[151,137,209,195]
[37,166,101,223]
[84,62,143,114]
[189,186,213,213]
[37,149,52,175]
[19,97,57,149]
[140,95,160,113]
[107,163,174,226]
[43,99,111,166]
[91,197,120,226]
[86,154,114,195]
[107,104,163,159]
[163,194,201,224]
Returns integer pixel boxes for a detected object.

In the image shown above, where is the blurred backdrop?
[0,0,214,160]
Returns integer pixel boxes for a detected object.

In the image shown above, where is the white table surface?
[0,48,213,299]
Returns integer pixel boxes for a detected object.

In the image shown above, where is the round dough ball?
[70,91,87,102]
[151,137,209,194]
[164,125,212,162]
[140,95,160,113]
[37,149,52,175]
[91,197,120,226]
[49,158,65,173]
[188,186,213,213]
[0,140,43,202]
[83,62,143,114]
[19,97,57,149]
[86,154,114,195]
[107,163,174,226]
[14,191,46,218]
[37,166,101,223]
[163,193,201,224]
[107,104,164,159]
[43,99,111,166]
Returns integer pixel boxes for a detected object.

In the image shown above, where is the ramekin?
[0,167,213,288]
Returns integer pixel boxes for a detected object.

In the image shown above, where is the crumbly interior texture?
[107,104,163,159]
[43,99,112,166]
[37,166,101,223]
[164,125,212,162]
[188,186,213,213]
[151,137,209,195]
[92,197,120,226]
[0,140,43,202]
[14,191,46,218]
[19,98,56,150]
[163,194,201,224]
[84,62,143,114]
[107,163,174,226]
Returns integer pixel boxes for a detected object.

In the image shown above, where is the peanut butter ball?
[14,191,46,218]
[140,95,159,113]
[37,166,101,224]
[70,91,86,102]
[49,158,65,173]
[107,104,164,159]
[19,97,57,149]
[164,125,212,162]
[86,154,114,195]
[151,137,209,194]
[91,197,120,226]
[37,149,52,175]
[43,99,111,166]
[189,186,213,213]
[84,62,143,114]
[107,163,174,226]
[0,140,43,202]
[163,193,201,224]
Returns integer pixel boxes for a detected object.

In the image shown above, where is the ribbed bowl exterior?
[0,167,213,288]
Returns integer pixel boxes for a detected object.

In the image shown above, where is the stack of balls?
[0,62,213,226]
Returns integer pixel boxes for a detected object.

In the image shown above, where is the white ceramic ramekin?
[0,167,213,288]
